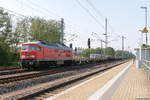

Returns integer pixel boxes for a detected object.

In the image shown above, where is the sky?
[0,0,149,52]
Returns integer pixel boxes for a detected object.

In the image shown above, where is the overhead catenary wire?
[20,0,91,41]
[26,0,61,19]
[75,0,105,30]
[16,0,57,19]
[1,0,117,46]
[0,6,26,18]
[86,0,117,37]
[0,6,78,39]
[15,0,80,41]
[25,0,118,46]
[23,0,87,31]
[16,0,105,35]
[26,0,106,44]
[86,0,105,20]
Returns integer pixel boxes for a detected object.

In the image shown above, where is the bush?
[0,47,8,65]
[0,47,19,66]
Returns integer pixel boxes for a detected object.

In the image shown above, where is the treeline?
[0,8,62,65]
[78,47,135,58]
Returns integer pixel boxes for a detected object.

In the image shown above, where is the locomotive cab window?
[22,45,39,51]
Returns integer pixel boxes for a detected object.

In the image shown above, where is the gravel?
[0,61,122,96]
[0,70,77,94]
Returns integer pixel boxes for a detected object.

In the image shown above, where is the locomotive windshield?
[22,45,37,50]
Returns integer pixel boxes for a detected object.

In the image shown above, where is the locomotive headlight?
[21,55,35,58]
[21,55,26,58]
[30,55,35,58]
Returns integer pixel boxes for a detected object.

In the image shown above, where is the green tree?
[80,49,91,57]
[0,44,9,65]
[79,48,104,57]
[0,8,14,65]
[13,17,31,52]
[115,50,123,57]
[104,47,115,56]
[14,17,62,44]
[115,50,135,58]
[95,47,103,54]
[0,8,12,50]
[30,17,61,43]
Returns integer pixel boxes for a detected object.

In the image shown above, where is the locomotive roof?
[23,40,72,51]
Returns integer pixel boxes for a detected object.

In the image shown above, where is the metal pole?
[60,18,64,44]
[146,8,148,46]
[105,18,108,48]
[101,40,103,49]
[122,36,124,51]
[146,33,148,46]
[100,40,103,58]
[141,32,143,45]
[121,36,126,59]
[145,7,147,27]
[141,7,148,46]
[122,36,124,59]
[122,36,125,51]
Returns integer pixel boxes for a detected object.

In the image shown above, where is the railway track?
[0,67,20,71]
[0,62,107,84]
[0,60,127,100]
[0,68,28,76]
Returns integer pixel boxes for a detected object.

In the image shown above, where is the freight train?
[20,40,121,69]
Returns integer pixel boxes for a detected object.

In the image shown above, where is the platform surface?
[111,63,150,100]
[46,61,130,100]
[46,61,150,100]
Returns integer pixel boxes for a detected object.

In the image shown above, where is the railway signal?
[88,38,91,49]
[69,43,73,49]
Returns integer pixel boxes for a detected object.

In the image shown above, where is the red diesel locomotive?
[20,40,73,69]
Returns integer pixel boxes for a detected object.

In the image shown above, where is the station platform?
[46,60,150,100]
[111,63,150,100]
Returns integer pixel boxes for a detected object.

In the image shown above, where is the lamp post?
[140,6,147,27]
[140,6,148,46]
[141,6,148,60]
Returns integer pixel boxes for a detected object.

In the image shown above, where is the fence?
[135,48,150,79]
[141,60,150,79]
